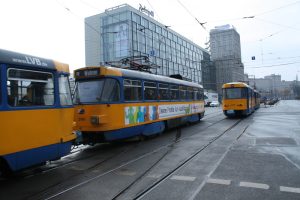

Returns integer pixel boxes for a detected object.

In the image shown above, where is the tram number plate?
[227,110,234,114]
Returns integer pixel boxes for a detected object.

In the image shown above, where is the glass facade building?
[85,4,209,84]
[209,25,244,93]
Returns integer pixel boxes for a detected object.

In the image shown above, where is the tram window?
[179,86,186,100]
[7,68,54,107]
[59,75,72,106]
[186,87,193,100]
[158,83,169,100]
[223,88,247,99]
[193,88,199,101]
[75,78,120,103]
[101,79,120,102]
[144,81,157,101]
[170,85,179,100]
[124,79,142,101]
[198,88,204,100]
[75,80,104,103]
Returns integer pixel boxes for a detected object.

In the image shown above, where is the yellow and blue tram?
[73,66,205,144]
[222,82,260,117]
[0,49,76,174]
[254,90,261,109]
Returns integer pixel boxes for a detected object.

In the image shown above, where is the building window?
[156,25,162,34]
[149,22,156,31]
[132,13,141,24]
[141,17,149,28]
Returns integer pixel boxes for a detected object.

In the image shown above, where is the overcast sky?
[0,0,299,81]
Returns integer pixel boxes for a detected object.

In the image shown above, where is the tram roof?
[0,49,69,73]
[76,66,203,88]
[222,82,252,89]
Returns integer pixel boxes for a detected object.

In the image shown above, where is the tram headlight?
[90,116,100,125]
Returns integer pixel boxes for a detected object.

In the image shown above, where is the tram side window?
[124,79,142,101]
[59,75,72,106]
[186,87,193,101]
[7,68,54,107]
[170,85,179,100]
[198,88,204,100]
[179,86,186,100]
[144,81,157,101]
[193,88,201,101]
[158,83,169,100]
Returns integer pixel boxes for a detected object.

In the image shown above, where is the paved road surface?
[1,100,299,200]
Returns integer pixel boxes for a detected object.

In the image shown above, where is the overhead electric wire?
[56,0,300,79]
[243,55,300,64]
[255,17,300,31]
[145,0,163,23]
[254,0,300,16]
[176,0,207,31]
[245,61,300,68]
[55,0,102,38]
[208,0,300,23]
[79,0,99,11]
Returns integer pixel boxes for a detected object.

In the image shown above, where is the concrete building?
[85,4,210,85]
[209,24,244,94]
[246,74,296,99]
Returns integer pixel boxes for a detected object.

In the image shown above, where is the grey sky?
[0,0,299,80]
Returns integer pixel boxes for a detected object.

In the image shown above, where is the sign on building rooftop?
[139,4,154,17]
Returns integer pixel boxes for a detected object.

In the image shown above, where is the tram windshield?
[74,78,120,104]
[223,88,247,99]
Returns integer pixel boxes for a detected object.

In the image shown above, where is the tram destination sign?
[75,68,100,78]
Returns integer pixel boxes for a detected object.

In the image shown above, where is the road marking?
[206,178,231,185]
[115,170,136,176]
[239,181,269,190]
[170,175,196,182]
[280,186,300,194]
[147,174,162,178]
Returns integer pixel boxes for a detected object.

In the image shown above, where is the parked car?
[210,101,220,107]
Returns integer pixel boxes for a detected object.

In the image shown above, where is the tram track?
[22,142,143,200]
[200,108,223,120]
[116,119,242,200]
[1,114,227,200]
[18,112,224,180]
[42,116,239,200]
[13,142,139,180]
